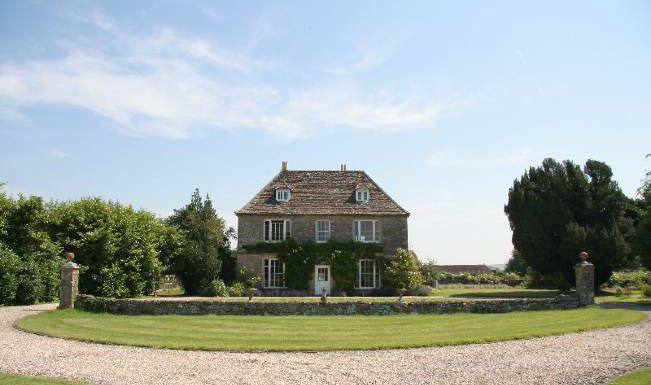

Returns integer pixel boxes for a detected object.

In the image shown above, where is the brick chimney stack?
[281,161,288,171]
[340,163,347,171]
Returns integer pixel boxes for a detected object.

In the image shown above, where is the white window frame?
[358,259,379,289]
[264,219,291,242]
[315,220,331,243]
[275,189,291,202]
[355,188,369,203]
[353,220,380,243]
[263,258,286,288]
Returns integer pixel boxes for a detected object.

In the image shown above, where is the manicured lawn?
[596,290,651,304]
[0,373,89,385]
[16,307,644,352]
[430,288,562,298]
[154,287,184,297]
[609,368,651,385]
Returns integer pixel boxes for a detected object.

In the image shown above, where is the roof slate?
[236,170,409,216]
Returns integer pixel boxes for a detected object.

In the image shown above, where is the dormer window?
[355,188,369,203]
[276,189,291,202]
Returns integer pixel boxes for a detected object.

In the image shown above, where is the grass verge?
[0,373,89,385]
[430,288,562,298]
[596,290,651,304]
[609,368,651,385]
[15,307,644,352]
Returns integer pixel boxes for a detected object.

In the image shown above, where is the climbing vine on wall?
[242,240,384,291]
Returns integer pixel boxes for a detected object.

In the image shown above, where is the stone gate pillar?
[574,251,595,306]
[59,252,79,309]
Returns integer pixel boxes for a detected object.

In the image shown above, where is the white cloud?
[425,148,534,168]
[48,148,69,158]
[0,12,443,140]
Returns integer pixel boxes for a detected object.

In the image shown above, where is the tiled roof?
[434,265,494,274]
[236,170,409,216]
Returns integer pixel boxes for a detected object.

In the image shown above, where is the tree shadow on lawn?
[597,302,651,311]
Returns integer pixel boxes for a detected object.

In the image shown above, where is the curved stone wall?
[75,294,580,316]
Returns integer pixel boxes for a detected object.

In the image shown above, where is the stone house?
[236,162,409,295]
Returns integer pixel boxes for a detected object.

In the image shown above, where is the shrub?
[0,243,60,305]
[227,282,245,297]
[423,270,524,287]
[203,279,229,297]
[385,248,423,294]
[237,266,262,289]
[643,285,651,298]
[606,270,651,290]
[409,284,433,296]
[0,192,63,304]
[98,264,132,298]
[0,244,20,305]
[49,198,164,298]
[38,258,61,302]
[14,258,43,305]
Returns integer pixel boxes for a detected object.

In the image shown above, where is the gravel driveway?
[0,304,649,385]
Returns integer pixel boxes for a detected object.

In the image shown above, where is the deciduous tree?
[167,189,225,295]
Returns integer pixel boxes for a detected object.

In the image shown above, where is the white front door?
[314,265,331,295]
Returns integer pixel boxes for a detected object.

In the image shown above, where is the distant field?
[430,288,562,298]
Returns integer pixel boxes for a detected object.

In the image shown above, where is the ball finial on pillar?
[579,251,589,263]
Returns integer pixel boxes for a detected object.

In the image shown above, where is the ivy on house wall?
[242,240,384,292]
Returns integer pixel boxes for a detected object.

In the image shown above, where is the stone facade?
[75,294,580,316]
[237,214,408,254]
[237,214,407,294]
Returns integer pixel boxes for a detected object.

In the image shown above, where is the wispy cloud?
[0,11,443,139]
[514,48,544,97]
[48,148,69,159]
[321,45,393,75]
[425,148,535,168]
[514,48,527,65]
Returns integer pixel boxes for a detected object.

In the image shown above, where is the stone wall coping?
[75,294,580,316]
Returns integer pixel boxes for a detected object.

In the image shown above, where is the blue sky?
[1,1,650,265]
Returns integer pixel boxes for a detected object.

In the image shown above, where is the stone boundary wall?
[75,294,580,316]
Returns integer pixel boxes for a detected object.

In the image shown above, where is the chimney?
[340,163,347,171]
[281,161,288,171]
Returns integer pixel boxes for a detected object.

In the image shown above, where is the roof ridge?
[236,168,409,216]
